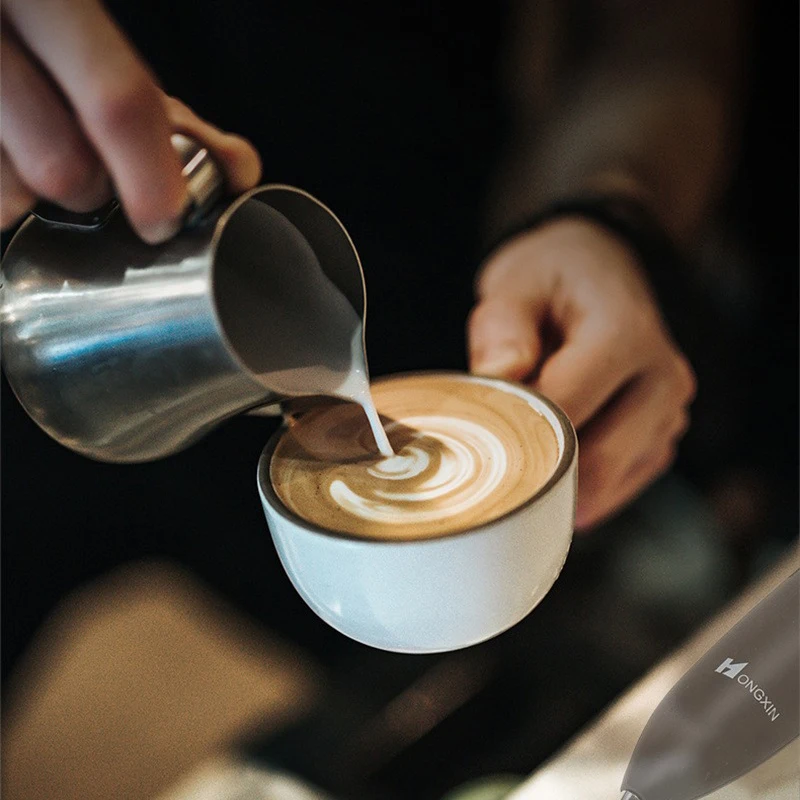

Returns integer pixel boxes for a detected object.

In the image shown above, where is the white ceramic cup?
[257,372,577,653]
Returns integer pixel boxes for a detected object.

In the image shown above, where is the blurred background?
[2,2,797,799]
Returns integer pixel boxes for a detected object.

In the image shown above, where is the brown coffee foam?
[270,374,560,540]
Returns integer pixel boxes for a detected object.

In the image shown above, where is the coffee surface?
[269,374,560,539]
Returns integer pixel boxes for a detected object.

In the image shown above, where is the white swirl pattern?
[270,374,560,539]
[329,416,508,526]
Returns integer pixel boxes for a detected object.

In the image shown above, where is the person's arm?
[484,0,749,244]
[0,0,260,242]
[469,0,748,530]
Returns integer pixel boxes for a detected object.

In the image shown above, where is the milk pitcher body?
[0,137,368,463]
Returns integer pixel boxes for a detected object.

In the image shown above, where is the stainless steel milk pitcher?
[0,135,368,463]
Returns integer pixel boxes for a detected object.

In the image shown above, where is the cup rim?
[257,370,577,544]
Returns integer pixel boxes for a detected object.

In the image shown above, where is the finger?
[468,297,544,381]
[535,317,641,428]
[0,28,111,212]
[616,405,689,485]
[1,149,36,229]
[576,443,677,532]
[574,369,691,528]
[164,97,261,193]
[4,0,188,243]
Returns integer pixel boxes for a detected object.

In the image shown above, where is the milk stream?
[361,398,394,457]
[237,200,392,456]
[330,329,394,458]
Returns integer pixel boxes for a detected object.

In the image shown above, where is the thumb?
[164,96,262,193]
[468,296,543,381]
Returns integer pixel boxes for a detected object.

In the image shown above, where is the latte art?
[270,374,561,539]
[330,416,508,526]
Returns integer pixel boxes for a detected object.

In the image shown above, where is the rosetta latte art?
[330,416,508,526]
[270,374,561,540]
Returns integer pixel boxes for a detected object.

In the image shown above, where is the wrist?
[483,193,679,268]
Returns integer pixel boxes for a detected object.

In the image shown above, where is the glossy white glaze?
[258,375,577,653]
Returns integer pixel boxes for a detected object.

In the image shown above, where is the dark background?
[2,3,797,798]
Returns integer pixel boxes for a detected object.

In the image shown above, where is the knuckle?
[595,315,627,346]
[163,94,186,113]
[163,95,193,126]
[588,321,634,375]
[595,307,651,356]
[625,308,663,353]
[89,70,159,134]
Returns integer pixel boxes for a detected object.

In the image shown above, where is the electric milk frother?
[621,569,799,800]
